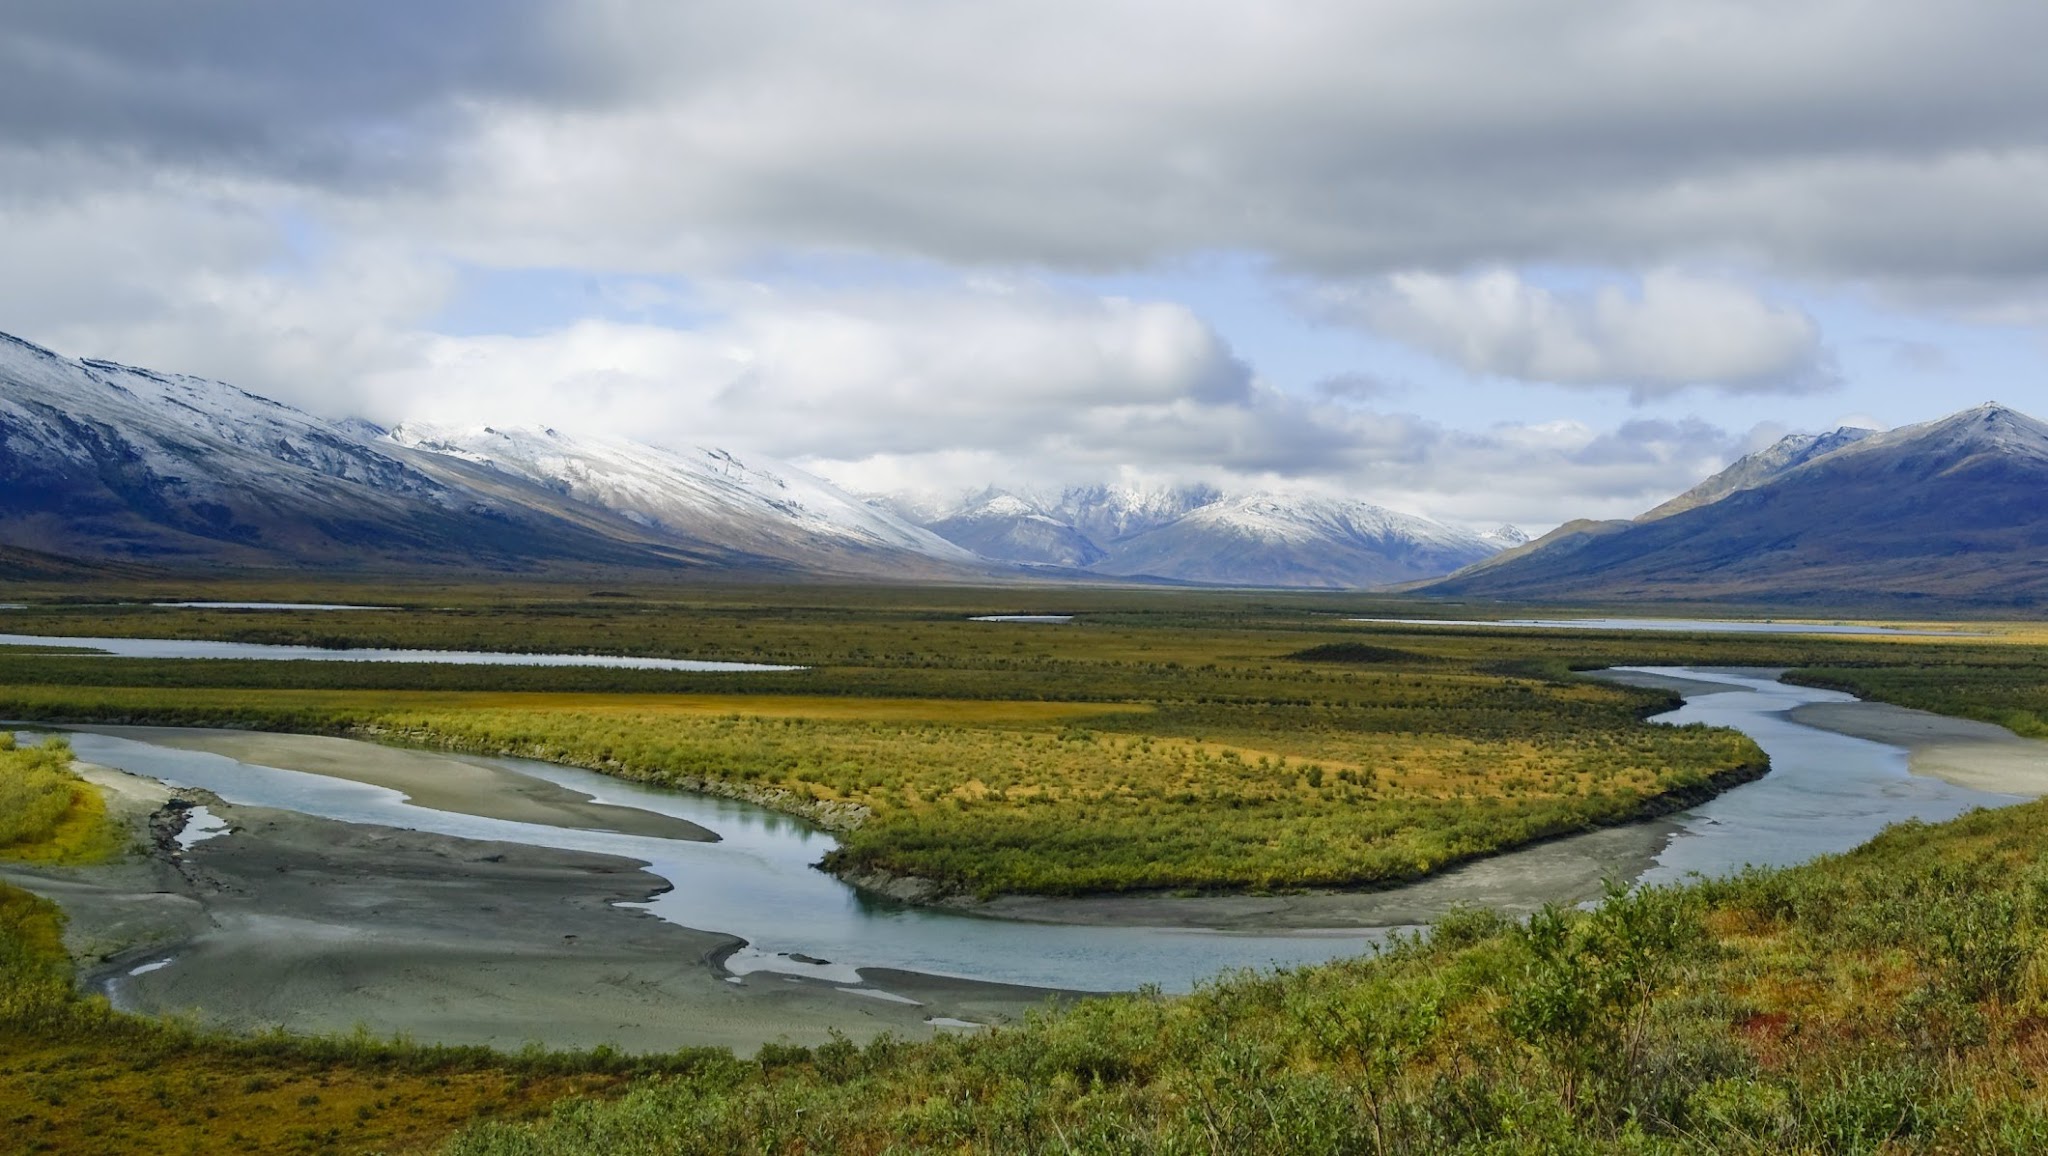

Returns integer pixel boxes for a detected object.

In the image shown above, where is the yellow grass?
[0,740,122,867]
[0,778,122,866]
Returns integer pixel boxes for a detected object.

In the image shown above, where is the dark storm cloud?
[0,0,575,184]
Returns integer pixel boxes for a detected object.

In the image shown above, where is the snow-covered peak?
[1815,401,2048,470]
[1483,524,1530,547]
[1639,424,1876,522]
[1051,482,1220,542]
[959,492,1051,521]
[1170,491,1494,552]
[385,422,977,561]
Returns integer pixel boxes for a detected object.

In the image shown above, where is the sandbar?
[68,725,716,841]
[1787,701,2048,797]
[0,765,1066,1057]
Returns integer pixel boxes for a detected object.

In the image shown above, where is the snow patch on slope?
[385,423,977,561]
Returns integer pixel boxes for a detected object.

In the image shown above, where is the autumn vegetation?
[5,581,2048,1151]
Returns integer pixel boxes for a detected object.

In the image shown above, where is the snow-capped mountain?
[924,491,1106,568]
[0,331,624,568]
[1482,524,1530,547]
[1428,402,2048,605]
[1091,492,1500,588]
[1049,483,1222,545]
[1637,426,1875,522]
[0,327,1503,587]
[385,423,978,570]
[0,331,985,577]
[894,483,1503,588]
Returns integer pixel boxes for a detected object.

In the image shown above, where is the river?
[21,665,2028,995]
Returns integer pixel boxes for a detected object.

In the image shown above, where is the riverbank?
[0,761,1068,1057]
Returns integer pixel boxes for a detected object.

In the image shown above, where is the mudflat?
[69,725,716,841]
[1,765,1064,1057]
[1788,701,2048,797]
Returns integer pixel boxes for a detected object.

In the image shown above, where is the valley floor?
[10,583,2048,1151]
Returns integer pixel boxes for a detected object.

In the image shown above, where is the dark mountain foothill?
[1426,403,2048,607]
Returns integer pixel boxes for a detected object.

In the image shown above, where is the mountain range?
[888,487,1513,588]
[1425,403,2048,606]
[14,327,2043,604]
[0,331,1504,587]
[0,331,991,580]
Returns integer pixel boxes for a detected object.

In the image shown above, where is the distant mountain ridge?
[1426,402,2048,606]
[890,485,1509,588]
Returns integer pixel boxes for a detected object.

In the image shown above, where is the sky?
[4,1,2048,533]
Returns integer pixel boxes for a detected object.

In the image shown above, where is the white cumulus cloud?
[1322,269,1834,398]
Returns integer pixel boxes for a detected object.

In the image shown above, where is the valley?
[7,584,2048,1151]
[17,8,2048,1150]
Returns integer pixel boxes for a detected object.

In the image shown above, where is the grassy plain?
[7,582,2048,1151]
[5,583,2042,896]
[0,585,1801,895]
[0,735,119,865]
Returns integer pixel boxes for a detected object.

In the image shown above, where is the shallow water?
[1351,617,1973,637]
[969,615,1075,623]
[47,732,1387,992]
[0,632,799,672]
[1612,667,2016,884]
[28,666,2024,992]
[172,805,232,850]
[151,602,396,611]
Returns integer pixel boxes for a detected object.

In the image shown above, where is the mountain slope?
[384,423,981,577]
[924,492,1105,568]
[0,331,989,577]
[1425,403,2048,605]
[898,484,1501,587]
[1637,426,1874,522]
[0,332,666,570]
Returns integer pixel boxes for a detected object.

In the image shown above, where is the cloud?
[0,2,2016,533]
[355,285,1270,461]
[9,2,2048,288]
[0,1,571,186]
[1316,269,1834,398]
